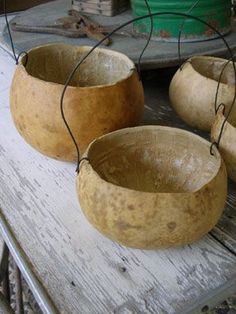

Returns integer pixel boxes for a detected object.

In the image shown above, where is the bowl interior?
[191,57,235,85]
[231,119,236,128]
[87,127,220,193]
[222,111,236,128]
[22,44,133,87]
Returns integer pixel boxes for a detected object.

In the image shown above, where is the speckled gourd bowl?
[169,56,236,131]
[10,43,144,161]
[211,106,236,182]
[77,125,227,249]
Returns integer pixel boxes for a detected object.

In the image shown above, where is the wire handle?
[4,5,235,169]
[136,0,153,80]
[213,55,236,149]
[3,0,28,65]
[178,0,201,65]
[59,12,235,172]
[137,0,201,73]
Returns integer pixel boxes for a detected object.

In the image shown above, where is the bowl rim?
[186,55,235,87]
[78,125,223,195]
[18,42,136,89]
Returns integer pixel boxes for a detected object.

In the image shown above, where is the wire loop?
[216,103,226,115]
[59,12,236,168]
[16,51,29,66]
[179,60,192,71]
[4,2,236,166]
[210,142,218,156]
[214,55,236,148]
[77,157,90,173]
[214,58,233,114]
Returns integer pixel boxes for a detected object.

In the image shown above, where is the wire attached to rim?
[4,1,234,166]
[4,3,235,166]
[212,54,236,150]
[58,12,235,172]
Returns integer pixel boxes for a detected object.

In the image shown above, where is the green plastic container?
[131,0,232,41]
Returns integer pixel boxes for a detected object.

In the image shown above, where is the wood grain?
[211,182,236,252]
[0,37,236,313]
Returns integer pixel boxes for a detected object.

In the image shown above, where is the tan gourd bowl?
[169,56,236,131]
[77,126,227,249]
[10,43,144,161]
[211,106,236,182]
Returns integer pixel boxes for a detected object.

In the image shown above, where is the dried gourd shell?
[169,56,236,131]
[77,126,227,249]
[10,43,144,161]
[211,106,236,182]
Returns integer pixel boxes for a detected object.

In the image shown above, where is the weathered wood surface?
[0,33,236,314]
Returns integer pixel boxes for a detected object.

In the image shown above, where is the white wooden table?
[0,21,236,314]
